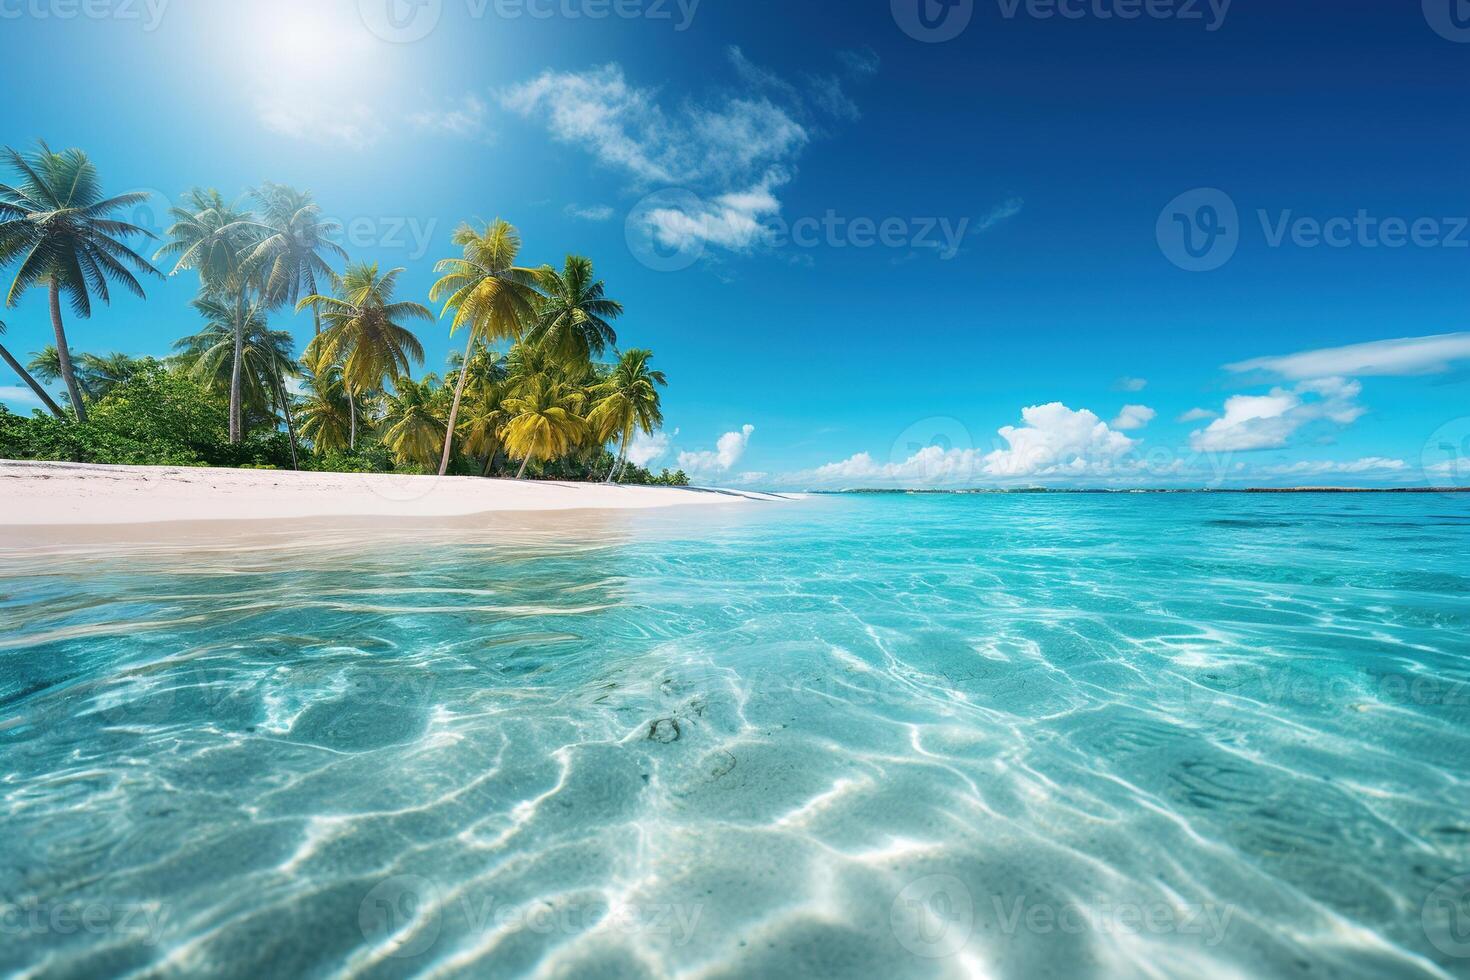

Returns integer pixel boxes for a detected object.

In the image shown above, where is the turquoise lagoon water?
[3,493,1470,978]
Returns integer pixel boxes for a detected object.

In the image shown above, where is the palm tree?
[154,188,264,443]
[501,372,588,479]
[76,352,143,399]
[296,360,351,455]
[0,320,64,417]
[0,142,159,422]
[246,183,346,336]
[429,219,542,477]
[589,349,666,482]
[173,297,298,462]
[530,255,622,364]
[298,263,430,450]
[379,375,446,469]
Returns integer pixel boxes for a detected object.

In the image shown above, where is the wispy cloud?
[1228,332,1470,380]
[1178,407,1217,422]
[501,62,808,186]
[565,204,615,222]
[0,385,41,406]
[257,101,386,150]
[410,94,490,140]
[1114,377,1148,393]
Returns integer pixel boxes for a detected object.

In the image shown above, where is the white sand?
[0,460,794,526]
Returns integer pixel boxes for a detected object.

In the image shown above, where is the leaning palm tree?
[298,263,430,450]
[529,255,622,365]
[501,372,588,479]
[589,349,666,482]
[296,360,352,455]
[154,188,264,443]
[0,142,159,422]
[245,183,346,336]
[0,320,64,416]
[379,375,446,469]
[429,219,542,476]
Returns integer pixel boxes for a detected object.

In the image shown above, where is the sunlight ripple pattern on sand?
[1,494,1468,978]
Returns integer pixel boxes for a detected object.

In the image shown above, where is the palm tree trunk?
[272,363,300,471]
[438,331,477,477]
[346,384,357,450]
[228,290,245,444]
[48,281,88,423]
[608,424,632,482]
[516,455,531,479]
[0,339,65,418]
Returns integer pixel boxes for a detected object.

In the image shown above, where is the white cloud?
[1254,457,1410,478]
[627,429,674,468]
[645,171,787,252]
[798,404,1144,487]
[1111,405,1157,431]
[503,52,874,261]
[977,196,1025,232]
[566,204,615,222]
[679,425,754,473]
[1115,377,1148,393]
[257,100,386,150]
[501,63,808,186]
[1178,407,1217,422]
[410,94,489,139]
[0,385,41,406]
[985,403,1138,477]
[1189,378,1364,452]
[1227,332,1470,380]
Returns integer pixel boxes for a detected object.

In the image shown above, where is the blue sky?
[2,0,1468,487]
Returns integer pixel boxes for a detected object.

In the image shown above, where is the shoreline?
[0,460,797,528]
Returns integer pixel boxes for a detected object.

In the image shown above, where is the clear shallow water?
[3,494,1470,979]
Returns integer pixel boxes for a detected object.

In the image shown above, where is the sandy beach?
[0,460,793,527]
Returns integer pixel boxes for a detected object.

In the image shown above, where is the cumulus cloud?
[410,94,489,139]
[1178,407,1217,422]
[627,429,674,468]
[566,204,615,222]
[1227,332,1470,380]
[1189,378,1364,452]
[679,425,755,473]
[799,404,1145,487]
[1111,405,1157,431]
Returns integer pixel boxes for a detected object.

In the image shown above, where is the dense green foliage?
[0,142,686,486]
